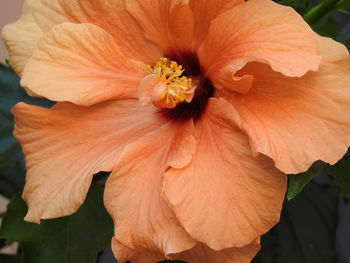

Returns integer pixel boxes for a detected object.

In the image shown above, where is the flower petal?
[164,98,286,250]
[189,0,243,46]
[171,240,260,263]
[220,57,350,174]
[217,74,255,94]
[1,0,160,76]
[12,100,164,223]
[105,121,196,255]
[59,0,161,63]
[112,239,260,263]
[1,0,67,75]
[112,238,165,263]
[21,23,144,106]
[199,0,321,92]
[317,36,349,62]
[125,0,194,55]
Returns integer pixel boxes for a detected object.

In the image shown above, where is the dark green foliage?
[287,161,327,201]
[0,185,113,263]
[326,151,350,202]
[311,15,340,38]
[336,0,350,10]
[278,0,311,13]
[253,181,338,263]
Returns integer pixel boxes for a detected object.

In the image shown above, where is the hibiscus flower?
[2,0,350,262]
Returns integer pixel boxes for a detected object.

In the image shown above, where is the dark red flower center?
[159,52,214,122]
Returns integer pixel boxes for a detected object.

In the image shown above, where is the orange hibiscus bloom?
[3,0,350,262]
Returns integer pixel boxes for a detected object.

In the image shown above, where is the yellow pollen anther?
[144,57,194,107]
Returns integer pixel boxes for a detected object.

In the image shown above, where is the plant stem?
[303,0,342,24]
[338,9,350,15]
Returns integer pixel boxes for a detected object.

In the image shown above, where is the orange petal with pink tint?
[219,37,350,174]
[21,23,144,105]
[12,100,164,223]
[105,121,196,255]
[199,0,321,92]
[164,98,286,250]
[125,0,194,54]
[171,240,260,263]
[189,0,243,46]
[1,0,160,76]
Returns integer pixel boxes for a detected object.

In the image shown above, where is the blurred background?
[0,0,24,255]
[0,0,24,61]
[0,0,24,259]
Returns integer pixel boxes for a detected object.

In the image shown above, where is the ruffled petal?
[12,100,164,223]
[219,52,350,174]
[111,238,165,263]
[21,23,144,105]
[105,121,196,255]
[112,239,260,263]
[189,0,243,46]
[164,98,286,250]
[171,240,260,263]
[1,0,67,75]
[1,0,160,76]
[199,0,321,93]
[125,0,194,55]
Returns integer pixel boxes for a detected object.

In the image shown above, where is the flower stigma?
[142,57,196,109]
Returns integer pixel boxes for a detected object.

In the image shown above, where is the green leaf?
[287,161,327,200]
[311,15,339,39]
[326,151,350,202]
[253,180,338,263]
[0,185,114,263]
[336,0,350,9]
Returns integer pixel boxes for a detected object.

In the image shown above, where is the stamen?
[143,57,195,108]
